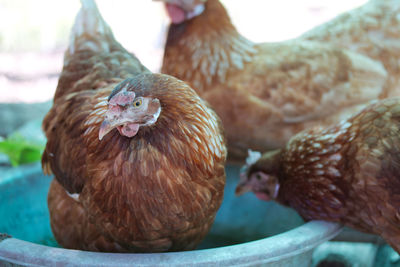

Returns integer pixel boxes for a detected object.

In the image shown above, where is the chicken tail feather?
[68,0,115,55]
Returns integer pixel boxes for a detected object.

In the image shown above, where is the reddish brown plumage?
[237,97,400,253]
[301,0,400,98]
[42,0,226,252]
[161,0,387,162]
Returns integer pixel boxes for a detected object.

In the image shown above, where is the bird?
[236,97,400,254]
[41,0,226,252]
[160,0,387,163]
[301,0,400,98]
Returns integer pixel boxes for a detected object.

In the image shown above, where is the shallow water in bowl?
[0,165,304,250]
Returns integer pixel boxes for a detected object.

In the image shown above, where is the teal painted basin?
[0,163,341,266]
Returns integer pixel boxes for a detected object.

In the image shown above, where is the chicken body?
[301,0,400,98]
[161,0,387,162]
[237,97,400,253]
[42,0,226,252]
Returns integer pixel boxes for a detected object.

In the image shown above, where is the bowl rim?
[0,163,342,266]
[0,221,342,266]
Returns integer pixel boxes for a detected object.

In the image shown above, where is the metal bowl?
[0,163,341,266]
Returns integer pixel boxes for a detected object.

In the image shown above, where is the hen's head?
[235,150,282,201]
[99,77,162,140]
[158,0,207,24]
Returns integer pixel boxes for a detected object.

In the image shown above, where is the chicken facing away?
[236,97,400,253]
[42,0,226,252]
[160,0,387,162]
[301,0,400,98]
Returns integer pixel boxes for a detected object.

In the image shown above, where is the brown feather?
[162,0,387,162]
[244,97,400,253]
[301,0,400,98]
[43,0,226,252]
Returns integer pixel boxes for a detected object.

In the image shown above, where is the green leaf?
[0,133,44,167]
[19,147,43,165]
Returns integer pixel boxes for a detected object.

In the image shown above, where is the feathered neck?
[162,0,256,92]
[83,74,225,177]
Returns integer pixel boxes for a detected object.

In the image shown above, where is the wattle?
[118,123,139,138]
[166,3,185,24]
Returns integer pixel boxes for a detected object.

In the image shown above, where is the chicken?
[301,0,400,98]
[41,0,226,252]
[160,0,387,162]
[236,97,400,253]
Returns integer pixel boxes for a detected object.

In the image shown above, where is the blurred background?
[0,0,367,103]
[0,0,369,155]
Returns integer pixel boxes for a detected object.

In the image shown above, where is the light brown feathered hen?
[42,0,226,252]
[236,97,400,253]
[301,0,400,98]
[160,0,387,162]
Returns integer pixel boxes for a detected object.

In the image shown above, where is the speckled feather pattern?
[264,98,400,253]
[42,0,226,252]
[162,0,387,162]
[301,0,400,98]
[81,76,226,251]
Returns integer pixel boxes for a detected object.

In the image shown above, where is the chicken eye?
[133,99,142,107]
[256,174,262,180]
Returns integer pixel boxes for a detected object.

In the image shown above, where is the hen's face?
[235,171,280,202]
[158,0,207,24]
[99,89,161,140]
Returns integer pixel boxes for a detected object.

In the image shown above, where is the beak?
[99,117,141,140]
[235,169,252,196]
[99,120,114,140]
[235,183,251,196]
[235,165,251,196]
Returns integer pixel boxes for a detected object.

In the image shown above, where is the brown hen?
[160,0,387,162]
[42,0,226,252]
[301,0,400,98]
[236,97,400,253]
